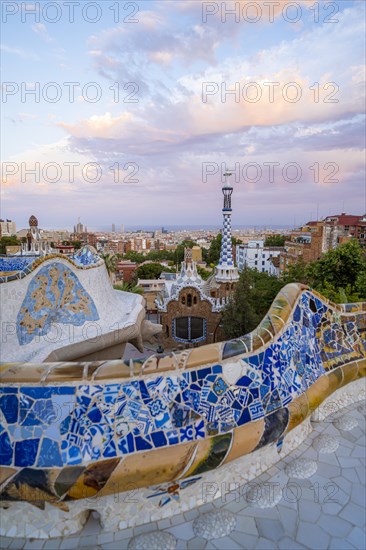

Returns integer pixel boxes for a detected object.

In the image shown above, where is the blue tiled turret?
[215,172,239,283]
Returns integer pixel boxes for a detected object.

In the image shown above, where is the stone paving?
[1,401,365,550]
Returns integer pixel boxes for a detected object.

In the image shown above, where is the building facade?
[20,216,53,256]
[0,219,16,237]
[279,213,366,274]
[236,240,283,276]
[156,173,239,348]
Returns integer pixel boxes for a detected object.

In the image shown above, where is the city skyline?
[2,1,365,227]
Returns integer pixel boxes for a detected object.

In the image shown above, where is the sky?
[1,0,365,230]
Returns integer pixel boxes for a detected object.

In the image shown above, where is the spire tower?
[215,172,239,283]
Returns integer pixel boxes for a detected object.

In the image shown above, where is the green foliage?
[264,235,287,247]
[203,233,240,265]
[282,260,308,285]
[197,266,213,280]
[221,268,283,339]
[305,240,366,302]
[62,240,82,249]
[281,241,366,303]
[123,251,145,263]
[146,249,175,262]
[73,241,82,250]
[222,239,366,340]
[101,253,118,274]
[132,262,176,284]
[0,235,20,254]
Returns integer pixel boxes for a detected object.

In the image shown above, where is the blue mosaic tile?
[0,394,18,424]
[151,431,168,448]
[237,408,251,426]
[1,288,364,469]
[0,432,13,465]
[71,246,100,266]
[135,435,153,451]
[15,439,39,467]
[37,438,62,467]
[16,263,99,346]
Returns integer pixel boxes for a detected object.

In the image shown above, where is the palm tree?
[101,253,118,282]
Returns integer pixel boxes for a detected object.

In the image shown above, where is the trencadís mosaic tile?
[16,263,99,345]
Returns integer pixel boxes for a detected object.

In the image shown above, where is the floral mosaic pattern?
[16,263,99,345]
[2,290,364,473]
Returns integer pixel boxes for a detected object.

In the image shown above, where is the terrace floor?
[1,400,365,550]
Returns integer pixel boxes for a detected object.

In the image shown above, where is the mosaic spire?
[215,172,239,283]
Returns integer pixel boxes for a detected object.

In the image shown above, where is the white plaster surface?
[0,258,144,362]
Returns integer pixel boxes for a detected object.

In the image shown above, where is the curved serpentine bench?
[0,283,365,537]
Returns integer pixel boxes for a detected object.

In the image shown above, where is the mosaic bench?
[0,283,365,538]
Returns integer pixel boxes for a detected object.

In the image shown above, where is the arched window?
[226,283,229,291]
[173,317,206,342]
[181,296,186,305]
[193,296,197,305]
[187,294,192,307]
[166,325,169,337]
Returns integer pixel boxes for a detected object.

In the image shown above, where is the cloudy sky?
[1,0,365,230]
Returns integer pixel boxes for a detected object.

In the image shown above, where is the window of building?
[187,294,192,307]
[262,261,265,265]
[173,317,206,342]
[181,296,185,305]
[193,296,197,305]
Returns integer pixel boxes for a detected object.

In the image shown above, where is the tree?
[281,260,308,285]
[197,266,213,280]
[221,268,259,338]
[0,235,20,254]
[101,253,118,281]
[132,263,176,284]
[264,235,287,247]
[204,233,241,266]
[73,240,82,250]
[123,251,145,263]
[250,269,284,320]
[146,249,175,262]
[306,240,366,302]
[222,267,285,339]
